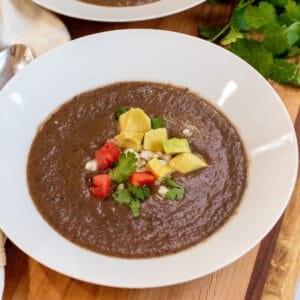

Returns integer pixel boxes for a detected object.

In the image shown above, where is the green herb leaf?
[270,59,300,84]
[230,39,274,77]
[129,198,141,218]
[286,0,300,22]
[199,26,224,40]
[165,178,181,188]
[127,183,151,201]
[269,0,288,7]
[114,107,128,120]
[288,46,300,56]
[231,6,248,31]
[112,183,151,218]
[151,117,165,129]
[221,28,244,45]
[245,1,279,32]
[198,0,300,87]
[112,189,132,204]
[165,178,185,201]
[263,27,290,55]
[109,153,137,183]
[165,188,185,201]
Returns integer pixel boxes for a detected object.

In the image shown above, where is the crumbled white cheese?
[117,183,125,190]
[140,150,154,161]
[183,128,193,137]
[153,152,163,159]
[159,159,168,166]
[162,154,171,161]
[158,186,169,197]
[84,159,97,171]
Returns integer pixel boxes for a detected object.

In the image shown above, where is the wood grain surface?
[3,2,300,299]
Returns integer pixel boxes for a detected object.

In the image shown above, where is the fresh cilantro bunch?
[199,0,300,86]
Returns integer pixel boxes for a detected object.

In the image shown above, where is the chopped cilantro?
[109,152,137,183]
[165,178,185,201]
[151,117,165,129]
[114,107,128,120]
[112,189,132,204]
[127,183,151,201]
[112,183,151,218]
[199,0,300,86]
[129,198,141,218]
[165,188,185,201]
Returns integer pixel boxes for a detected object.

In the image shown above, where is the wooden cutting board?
[3,2,300,299]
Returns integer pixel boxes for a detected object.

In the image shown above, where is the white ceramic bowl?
[0,29,297,288]
[32,0,205,22]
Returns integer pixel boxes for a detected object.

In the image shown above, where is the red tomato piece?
[95,141,121,170]
[90,174,111,199]
[129,172,157,187]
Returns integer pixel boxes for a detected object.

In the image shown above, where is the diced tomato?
[95,154,109,170]
[90,174,111,199]
[129,172,157,187]
[95,141,121,170]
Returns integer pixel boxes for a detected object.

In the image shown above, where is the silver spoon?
[0,44,34,90]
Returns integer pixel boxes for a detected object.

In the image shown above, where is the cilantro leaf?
[230,39,274,77]
[165,178,185,201]
[287,22,300,45]
[112,189,132,204]
[109,153,137,183]
[112,184,150,218]
[151,117,165,129]
[288,46,300,56]
[231,6,249,31]
[270,59,300,85]
[127,183,151,201]
[263,27,290,55]
[269,0,288,7]
[199,26,225,40]
[245,1,279,32]
[198,0,300,86]
[129,198,141,218]
[166,178,181,188]
[286,0,300,22]
[114,107,128,120]
[221,28,244,45]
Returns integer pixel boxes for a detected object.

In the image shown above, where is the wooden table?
[3,2,300,299]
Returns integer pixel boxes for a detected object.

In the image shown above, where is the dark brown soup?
[78,0,159,7]
[27,82,247,258]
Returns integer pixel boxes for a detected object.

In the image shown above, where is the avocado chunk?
[119,108,151,133]
[115,131,144,151]
[147,157,173,180]
[169,153,207,174]
[163,138,191,155]
[144,128,168,152]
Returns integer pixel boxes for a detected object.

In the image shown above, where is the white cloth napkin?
[0,0,70,56]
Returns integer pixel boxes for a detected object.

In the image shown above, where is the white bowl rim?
[0,29,298,288]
